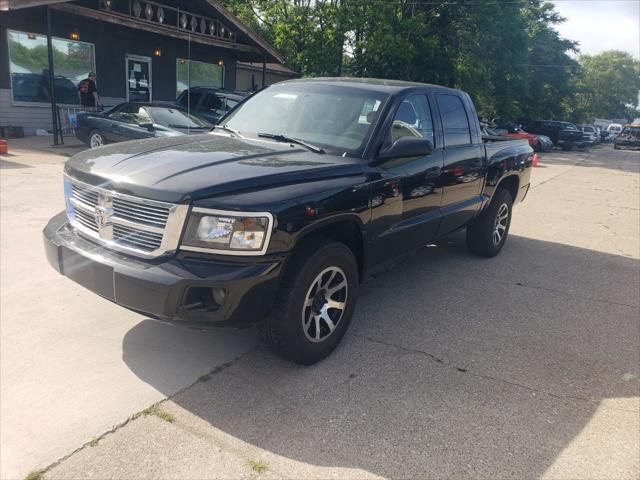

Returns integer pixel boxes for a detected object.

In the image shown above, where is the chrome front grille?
[64,176,189,258]
[112,197,169,228]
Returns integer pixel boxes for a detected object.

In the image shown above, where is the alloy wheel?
[493,203,509,245]
[90,133,104,148]
[302,266,348,343]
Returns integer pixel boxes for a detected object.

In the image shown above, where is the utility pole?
[46,5,62,145]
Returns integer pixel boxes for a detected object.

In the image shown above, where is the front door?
[126,55,152,102]
[369,94,444,263]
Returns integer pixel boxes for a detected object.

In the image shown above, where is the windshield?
[146,107,210,128]
[222,83,389,155]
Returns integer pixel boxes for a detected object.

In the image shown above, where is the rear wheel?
[89,130,106,148]
[466,189,513,257]
[260,238,359,364]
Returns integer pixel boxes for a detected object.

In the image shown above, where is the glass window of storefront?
[176,58,223,97]
[7,30,96,105]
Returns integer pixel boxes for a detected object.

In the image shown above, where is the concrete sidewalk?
[1,135,86,164]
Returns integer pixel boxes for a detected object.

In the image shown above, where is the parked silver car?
[579,125,599,146]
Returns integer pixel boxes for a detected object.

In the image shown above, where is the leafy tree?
[519,0,579,121]
[571,51,640,122]
[222,0,636,123]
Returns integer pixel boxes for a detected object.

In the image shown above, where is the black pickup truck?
[44,78,533,364]
[522,120,584,150]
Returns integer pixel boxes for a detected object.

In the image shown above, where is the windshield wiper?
[169,124,207,129]
[211,124,242,136]
[258,133,325,154]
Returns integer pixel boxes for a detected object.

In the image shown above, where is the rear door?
[435,93,485,235]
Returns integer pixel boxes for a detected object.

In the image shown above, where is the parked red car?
[495,124,539,149]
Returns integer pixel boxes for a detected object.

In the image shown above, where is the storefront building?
[0,0,285,134]
[236,61,298,92]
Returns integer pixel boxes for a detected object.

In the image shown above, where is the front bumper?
[556,138,584,148]
[43,211,286,326]
[614,141,640,150]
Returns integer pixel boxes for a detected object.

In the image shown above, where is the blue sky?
[552,0,640,58]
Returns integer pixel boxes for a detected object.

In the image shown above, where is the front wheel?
[89,130,106,149]
[466,189,513,257]
[260,238,359,364]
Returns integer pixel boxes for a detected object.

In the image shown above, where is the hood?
[65,133,365,203]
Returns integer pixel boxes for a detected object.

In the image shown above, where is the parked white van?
[607,123,623,135]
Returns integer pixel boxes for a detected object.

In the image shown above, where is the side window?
[107,104,128,119]
[202,93,223,113]
[436,94,471,147]
[133,107,153,124]
[178,91,202,111]
[225,98,240,112]
[390,94,435,146]
[176,92,188,108]
[108,104,136,123]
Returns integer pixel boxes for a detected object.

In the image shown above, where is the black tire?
[260,237,359,365]
[88,130,106,149]
[466,189,513,257]
[533,141,541,152]
[560,145,570,151]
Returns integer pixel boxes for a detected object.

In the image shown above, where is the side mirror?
[379,136,433,160]
[140,122,155,132]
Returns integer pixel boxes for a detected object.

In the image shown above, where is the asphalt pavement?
[1,141,638,479]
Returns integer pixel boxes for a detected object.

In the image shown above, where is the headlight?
[180,208,273,255]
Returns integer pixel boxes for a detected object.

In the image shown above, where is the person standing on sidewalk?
[78,72,100,111]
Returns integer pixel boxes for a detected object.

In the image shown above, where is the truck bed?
[482,136,530,161]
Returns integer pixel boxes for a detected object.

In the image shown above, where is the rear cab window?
[435,94,472,147]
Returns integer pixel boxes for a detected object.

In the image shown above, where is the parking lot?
[1,142,638,479]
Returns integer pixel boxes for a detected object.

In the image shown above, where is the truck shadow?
[122,233,639,478]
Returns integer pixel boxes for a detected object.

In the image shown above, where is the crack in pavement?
[363,257,639,309]
[441,269,640,309]
[596,221,635,258]
[31,345,260,478]
[350,332,640,414]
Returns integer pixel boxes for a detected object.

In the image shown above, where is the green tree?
[222,0,588,122]
[519,0,579,121]
[571,51,640,122]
